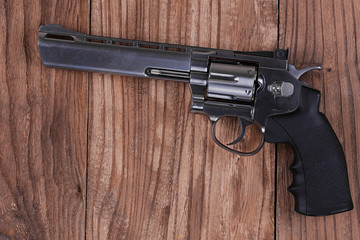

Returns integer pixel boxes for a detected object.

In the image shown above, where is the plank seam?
[85,1,92,239]
[275,0,280,239]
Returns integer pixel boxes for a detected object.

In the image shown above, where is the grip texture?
[265,86,353,216]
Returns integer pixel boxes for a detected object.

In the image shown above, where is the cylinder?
[207,62,257,103]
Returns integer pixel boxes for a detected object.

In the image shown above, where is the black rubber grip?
[265,86,353,216]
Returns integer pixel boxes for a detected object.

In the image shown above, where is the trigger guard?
[210,119,265,156]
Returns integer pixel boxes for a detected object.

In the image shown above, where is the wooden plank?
[277,0,360,239]
[88,0,277,239]
[0,0,89,239]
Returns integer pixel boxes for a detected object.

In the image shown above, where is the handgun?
[38,24,353,216]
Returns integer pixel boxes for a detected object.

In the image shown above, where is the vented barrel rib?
[38,24,192,81]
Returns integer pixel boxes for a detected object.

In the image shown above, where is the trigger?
[227,118,253,146]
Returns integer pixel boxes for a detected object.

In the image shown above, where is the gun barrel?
[38,25,192,82]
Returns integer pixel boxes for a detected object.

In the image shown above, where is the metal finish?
[38,24,322,155]
[207,62,257,102]
[268,82,294,97]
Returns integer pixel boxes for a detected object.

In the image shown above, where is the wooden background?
[0,0,359,239]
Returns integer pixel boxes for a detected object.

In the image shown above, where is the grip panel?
[265,86,353,216]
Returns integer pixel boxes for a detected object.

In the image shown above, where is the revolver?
[38,24,353,216]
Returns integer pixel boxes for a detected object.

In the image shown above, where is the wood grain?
[1,0,359,239]
[277,0,360,239]
[0,0,89,239]
[87,0,277,239]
